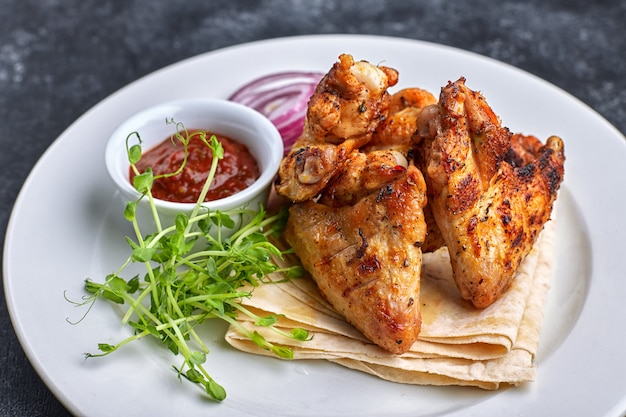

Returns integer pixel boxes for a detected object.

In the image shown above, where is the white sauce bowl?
[105,98,283,234]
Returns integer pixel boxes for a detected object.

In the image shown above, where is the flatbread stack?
[225,216,555,390]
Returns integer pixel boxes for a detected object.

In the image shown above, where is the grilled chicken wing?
[275,54,399,201]
[361,87,443,253]
[417,78,565,308]
[318,149,409,207]
[284,164,428,354]
[365,88,438,154]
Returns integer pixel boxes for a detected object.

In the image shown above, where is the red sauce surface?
[130,131,260,203]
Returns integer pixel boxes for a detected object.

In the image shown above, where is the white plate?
[4,35,626,417]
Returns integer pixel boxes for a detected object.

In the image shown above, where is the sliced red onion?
[228,71,324,155]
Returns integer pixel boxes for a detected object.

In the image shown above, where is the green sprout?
[68,120,308,401]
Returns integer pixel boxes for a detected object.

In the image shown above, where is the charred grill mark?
[517,163,535,179]
[498,198,512,226]
[537,148,552,170]
[511,231,524,248]
[449,174,480,213]
[356,228,368,258]
[504,147,523,167]
[545,164,563,195]
[358,254,381,274]
[376,184,394,202]
[294,147,308,168]
[527,147,564,196]
[293,147,307,156]
[510,141,563,200]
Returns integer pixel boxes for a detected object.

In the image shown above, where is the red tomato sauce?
[130,131,260,203]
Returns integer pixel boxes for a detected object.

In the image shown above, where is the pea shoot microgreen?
[69,120,308,401]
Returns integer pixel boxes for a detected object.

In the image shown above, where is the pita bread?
[225,216,555,389]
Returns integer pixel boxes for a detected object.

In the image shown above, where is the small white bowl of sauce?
[105,98,283,233]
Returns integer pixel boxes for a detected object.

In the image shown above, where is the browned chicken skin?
[318,149,409,207]
[417,78,565,308]
[285,164,428,354]
[276,55,564,353]
[275,54,399,202]
[365,88,438,154]
[279,56,429,354]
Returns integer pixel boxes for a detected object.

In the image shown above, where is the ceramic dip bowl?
[105,98,283,235]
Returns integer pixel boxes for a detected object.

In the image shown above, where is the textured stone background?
[1,0,624,415]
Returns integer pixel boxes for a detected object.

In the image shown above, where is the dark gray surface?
[1,1,624,416]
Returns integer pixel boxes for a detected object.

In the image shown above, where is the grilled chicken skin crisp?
[285,164,428,354]
[364,87,438,155]
[317,149,409,208]
[417,78,565,308]
[275,54,399,202]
